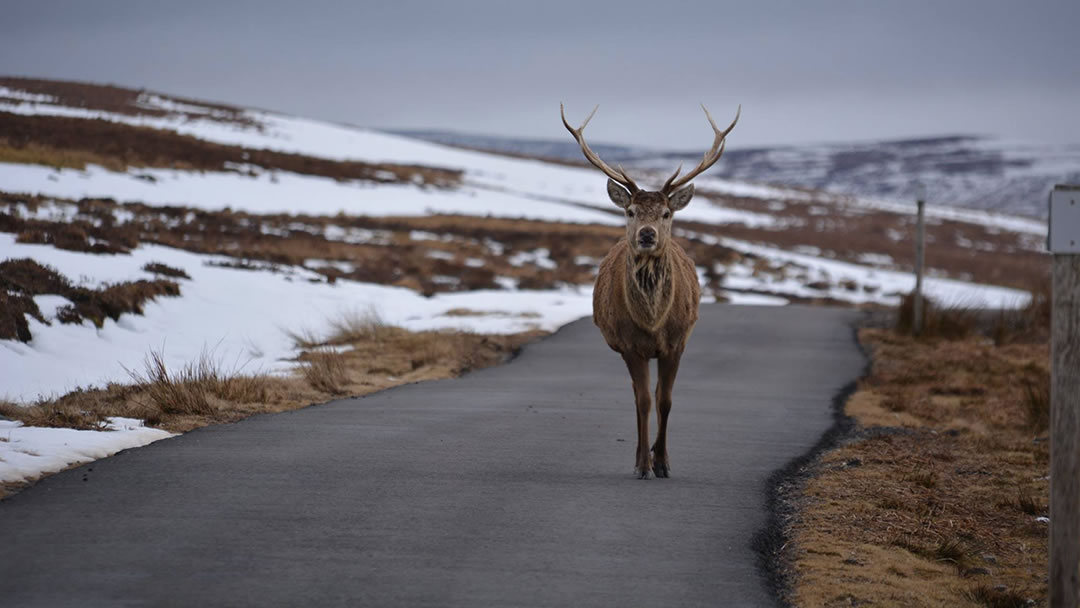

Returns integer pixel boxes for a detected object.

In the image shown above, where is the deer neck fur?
[622,244,675,333]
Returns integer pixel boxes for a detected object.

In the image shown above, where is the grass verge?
[784,305,1050,606]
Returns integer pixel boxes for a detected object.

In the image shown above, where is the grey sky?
[2,0,1078,149]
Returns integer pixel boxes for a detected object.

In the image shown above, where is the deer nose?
[638,227,657,247]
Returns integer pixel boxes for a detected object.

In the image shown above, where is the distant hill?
[388,129,655,166]
[394,130,1080,219]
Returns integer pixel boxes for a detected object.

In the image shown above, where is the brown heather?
[0,258,180,341]
[787,322,1051,607]
[0,76,254,124]
[0,112,461,187]
[0,181,1047,302]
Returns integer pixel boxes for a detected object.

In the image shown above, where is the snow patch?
[0,417,175,486]
[31,295,72,321]
[0,86,57,104]
[508,248,557,270]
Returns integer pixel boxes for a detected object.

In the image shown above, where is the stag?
[561,103,739,479]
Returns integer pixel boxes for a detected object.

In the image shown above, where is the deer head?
[561,103,739,256]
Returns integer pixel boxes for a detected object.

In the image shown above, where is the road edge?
[750,313,871,607]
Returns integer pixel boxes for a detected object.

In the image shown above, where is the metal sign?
[1049,185,1080,254]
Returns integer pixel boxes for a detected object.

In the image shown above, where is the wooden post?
[913,196,926,336]
[1049,184,1080,608]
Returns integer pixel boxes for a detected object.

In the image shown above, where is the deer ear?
[607,179,631,209]
[668,184,694,211]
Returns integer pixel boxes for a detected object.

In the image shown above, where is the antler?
[661,104,740,195]
[560,103,639,193]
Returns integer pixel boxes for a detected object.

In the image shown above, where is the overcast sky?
[2,0,1078,149]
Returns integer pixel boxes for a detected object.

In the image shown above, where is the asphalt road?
[0,304,865,607]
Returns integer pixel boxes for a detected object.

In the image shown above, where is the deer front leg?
[652,347,683,479]
[622,352,653,479]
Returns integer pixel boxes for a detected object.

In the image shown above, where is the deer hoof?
[652,462,670,478]
[635,468,653,480]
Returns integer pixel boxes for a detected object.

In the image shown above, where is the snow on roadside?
[0,417,175,486]
[0,233,593,402]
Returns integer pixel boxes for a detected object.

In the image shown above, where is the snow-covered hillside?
[0,88,786,227]
[402,129,1080,220]
[0,79,1040,403]
[665,136,1080,220]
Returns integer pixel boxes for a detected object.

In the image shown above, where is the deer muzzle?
[637,227,657,250]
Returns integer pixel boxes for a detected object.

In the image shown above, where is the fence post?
[1049,184,1080,608]
[913,196,926,336]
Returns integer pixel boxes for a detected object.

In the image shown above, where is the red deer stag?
[561,103,739,479]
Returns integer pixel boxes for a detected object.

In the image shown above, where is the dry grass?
[299,350,349,395]
[142,262,190,280]
[0,257,181,341]
[1021,375,1050,432]
[0,290,41,342]
[787,326,1050,607]
[0,138,127,171]
[1,318,542,499]
[291,310,541,381]
[442,308,541,319]
[894,277,1052,347]
[325,309,397,345]
[124,349,267,417]
[0,394,111,430]
[964,584,1036,608]
[16,222,132,254]
[991,277,1053,346]
[895,292,980,339]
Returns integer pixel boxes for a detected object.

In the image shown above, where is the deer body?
[593,238,699,360]
[562,102,738,479]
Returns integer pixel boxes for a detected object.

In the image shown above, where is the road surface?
[0,304,865,607]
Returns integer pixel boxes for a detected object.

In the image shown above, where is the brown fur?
[592,188,702,479]
[593,239,700,358]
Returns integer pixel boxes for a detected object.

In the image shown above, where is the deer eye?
[663,210,671,219]
[626,209,635,218]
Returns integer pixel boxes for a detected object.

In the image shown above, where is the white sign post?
[1049,184,1080,608]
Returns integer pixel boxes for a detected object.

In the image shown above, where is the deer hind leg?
[621,352,653,479]
[652,347,683,479]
